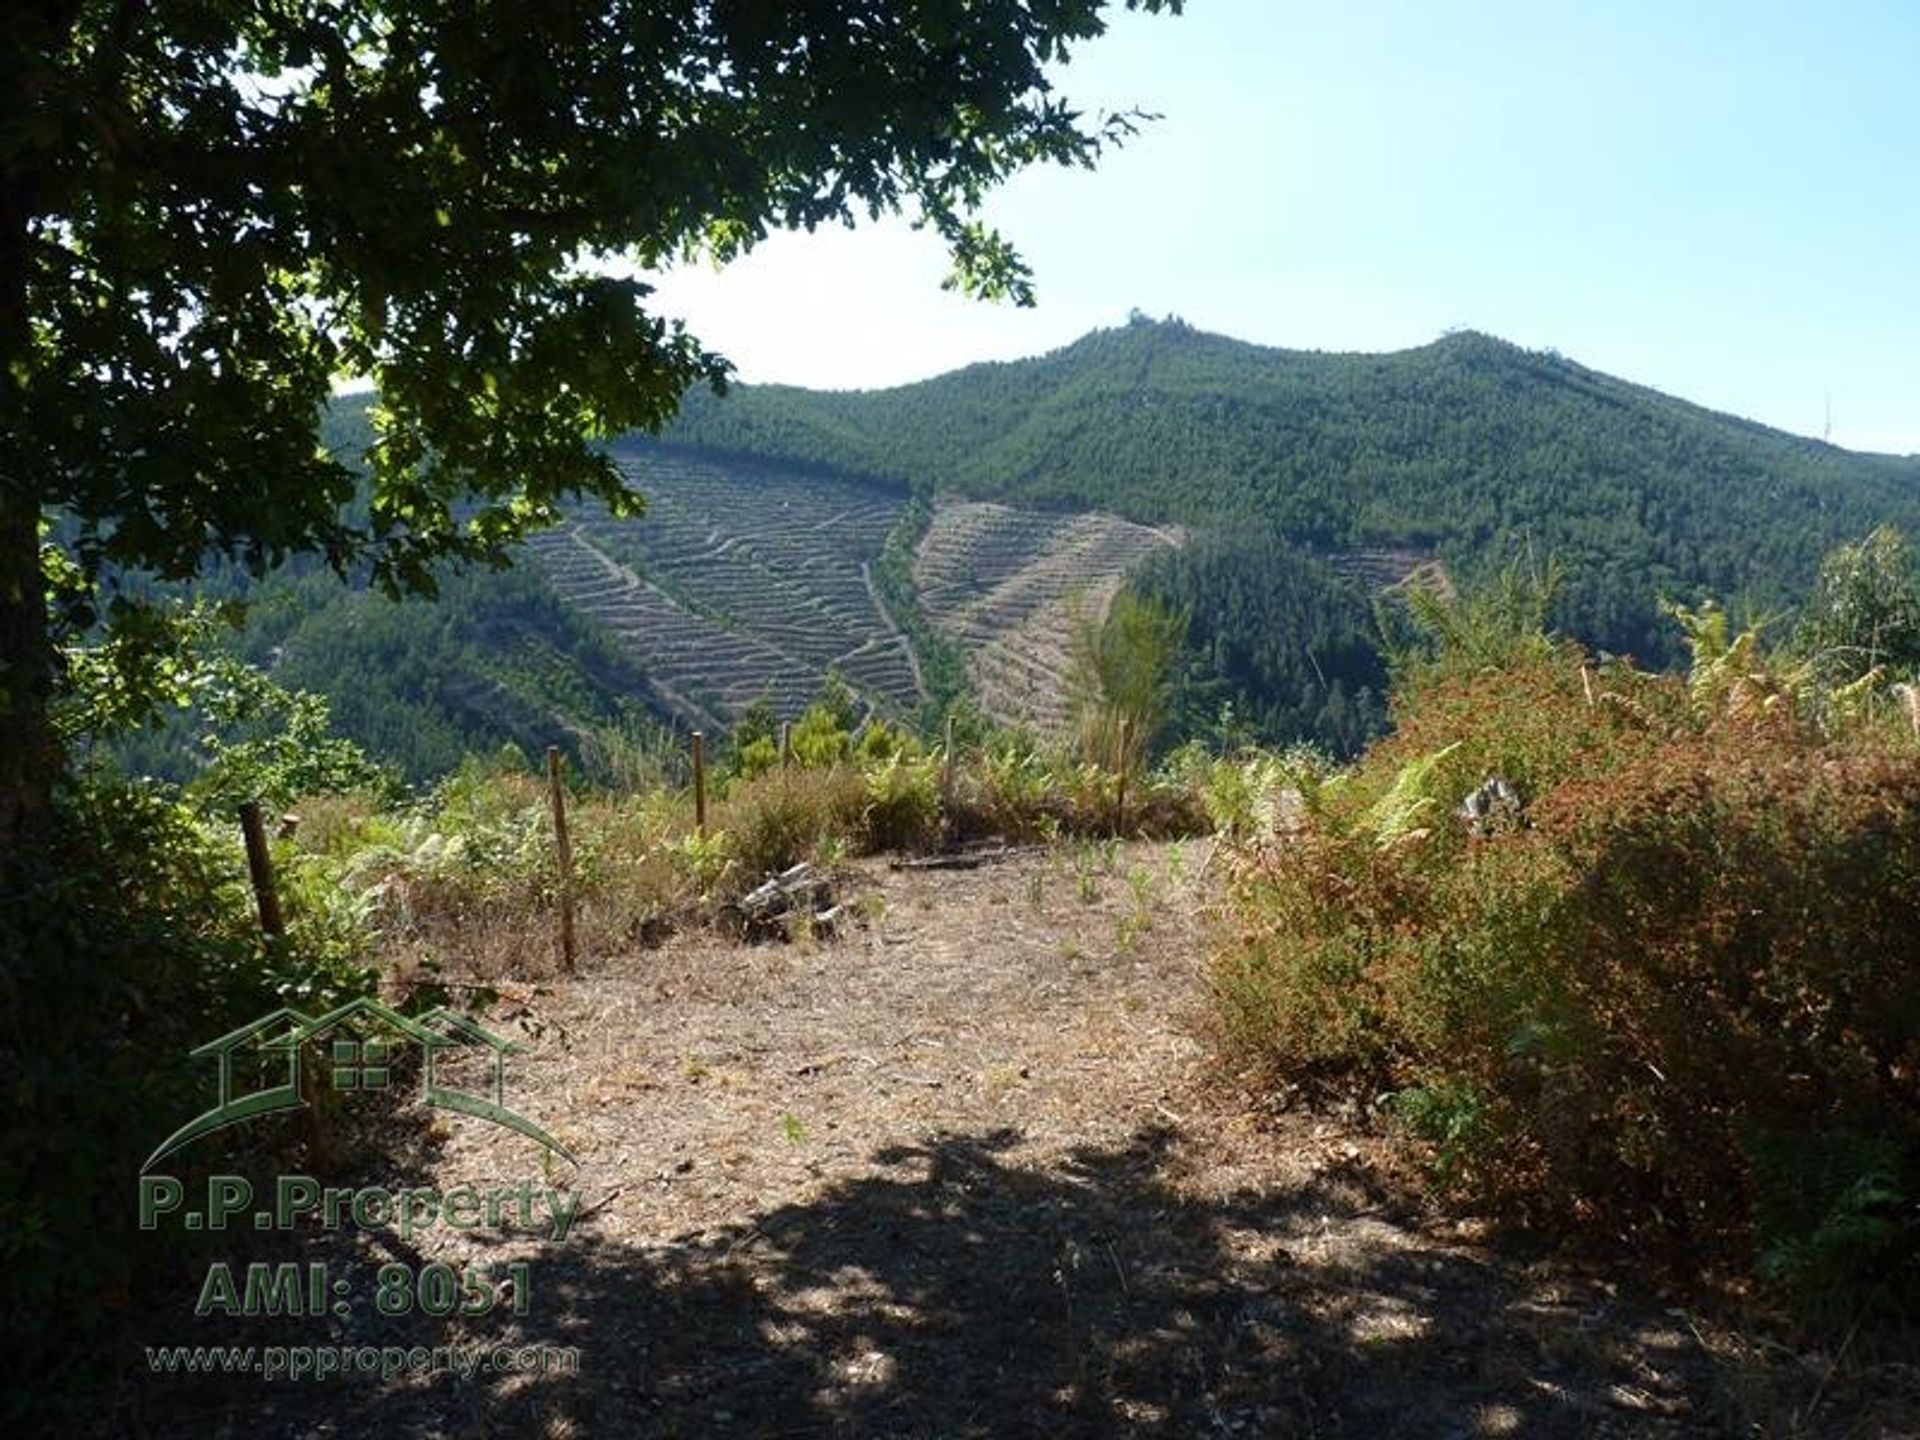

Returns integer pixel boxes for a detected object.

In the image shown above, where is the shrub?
[714,764,868,884]
[735,734,781,780]
[1216,642,1920,1324]
[287,757,581,976]
[789,672,860,768]
[861,752,942,852]
[0,777,373,1428]
[1749,1128,1920,1332]
[185,662,395,814]
[947,736,1207,842]
[959,741,1058,841]
[1172,741,1334,841]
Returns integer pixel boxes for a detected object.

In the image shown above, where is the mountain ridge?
[704,323,1913,461]
[664,317,1920,675]
[141,322,1920,782]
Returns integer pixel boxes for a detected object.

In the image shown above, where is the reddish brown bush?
[1216,645,1920,1320]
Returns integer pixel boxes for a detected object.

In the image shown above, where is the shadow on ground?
[126,1122,1810,1439]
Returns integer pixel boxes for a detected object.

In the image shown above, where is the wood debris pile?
[718,862,843,941]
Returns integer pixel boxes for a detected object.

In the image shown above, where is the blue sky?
[648,0,1919,454]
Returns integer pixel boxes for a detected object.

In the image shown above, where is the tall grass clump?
[1216,596,1920,1330]
[713,762,871,879]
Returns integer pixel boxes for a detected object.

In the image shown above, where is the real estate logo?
[138,978,583,1381]
[143,995,576,1172]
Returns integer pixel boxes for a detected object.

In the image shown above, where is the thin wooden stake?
[239,800,284,938]
[779,720,792,769]
[941,713,958,844]
[1114,717,1132,837]
[546,746,576,973]
[691,730,708,835]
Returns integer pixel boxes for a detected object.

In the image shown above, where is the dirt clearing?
[134,842,1911,1438]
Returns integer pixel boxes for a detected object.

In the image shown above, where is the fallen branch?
[890,844,1045,871]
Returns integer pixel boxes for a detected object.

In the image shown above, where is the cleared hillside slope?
[915,500,1180,735]
[527,446,920,728]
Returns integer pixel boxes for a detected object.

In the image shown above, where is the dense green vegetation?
[115,564,675,789]
[669,314,1920,677]
[1132,531,1389,754]
[871,492,972,720]
[1212,564,1920,1329]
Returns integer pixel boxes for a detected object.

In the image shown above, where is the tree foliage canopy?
[9,0,1174,587]
[0,0,1179,834]
[1794,524,1920,684]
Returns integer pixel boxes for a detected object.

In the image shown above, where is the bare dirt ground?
[135,842,1915,1439]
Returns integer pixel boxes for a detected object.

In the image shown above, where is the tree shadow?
[130,1122,1788,1438]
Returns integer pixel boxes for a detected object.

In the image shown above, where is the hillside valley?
[149,321,1920,783]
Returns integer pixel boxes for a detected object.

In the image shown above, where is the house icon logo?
[143,997,576,1171]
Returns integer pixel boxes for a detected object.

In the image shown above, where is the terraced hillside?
[914,499,1180,736]
[1330,546,1455,599]
[527,445,921,729]
[291,325,1920,772]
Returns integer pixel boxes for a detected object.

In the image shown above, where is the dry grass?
[129,839,1912,1438]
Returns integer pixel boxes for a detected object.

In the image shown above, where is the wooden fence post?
[779,720,792,769]
[238,800,284,938]
[1114,717,1132,837]
[691,730,708,835]
[241,797,312,1156]
[941,713,958,845]
[546,747,576,974]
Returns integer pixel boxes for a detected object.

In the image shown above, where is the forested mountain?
[667,316,1920,672]
[139,322,1920,780]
